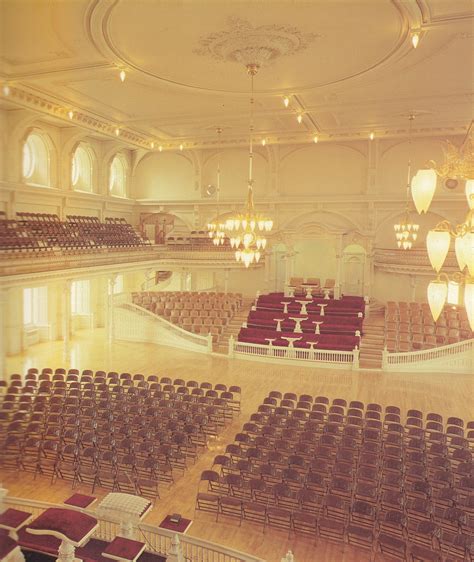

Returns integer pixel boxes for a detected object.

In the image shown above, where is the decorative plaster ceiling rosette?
[194,16,320,67]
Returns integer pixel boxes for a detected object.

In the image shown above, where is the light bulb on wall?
[179,144,184,151]
[261,139,266,146]
[369,132,375,141]
[114,127,120,137]
[119,70,126,82]
[283,96,290,108]
[158,145,163,152]
[297,114,303,124]
[2,83,11,96]
[68,110,74,120]
[150,141,155,149]
[411,32,420,49]
[313,135,318,144]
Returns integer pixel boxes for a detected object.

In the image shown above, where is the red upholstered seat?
[17,526,61,555]
[0,534,19,559]
[103,536,145,561]
[26,507,98,545]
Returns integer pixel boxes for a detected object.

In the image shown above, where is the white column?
[6,287,23,356]
[224,269,229,294]
[62,280,72,356]
[335,235,343,299]
[364,240,374,298]
[107,274,118,344]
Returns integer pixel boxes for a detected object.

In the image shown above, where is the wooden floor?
[2,329,473,562]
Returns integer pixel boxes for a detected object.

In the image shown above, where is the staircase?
[214,297,255,354]
[359,301,386,369]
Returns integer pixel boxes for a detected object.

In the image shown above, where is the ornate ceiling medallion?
[194,16,319,67]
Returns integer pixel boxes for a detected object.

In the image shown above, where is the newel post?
[166,533,185,562]
[207,333,213,352]
[382,346,389,370]
[228,334,235,357]
[352,346,360,370]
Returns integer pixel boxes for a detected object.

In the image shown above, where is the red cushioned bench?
[238,328,359,351]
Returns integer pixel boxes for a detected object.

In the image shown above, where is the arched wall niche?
[109,153,128,197]
[280,144,366,196]
[378,138,445,195]
[71,141,98,193]
[201,148,268,199]
[22,127,58,187]
[134,152,195,200]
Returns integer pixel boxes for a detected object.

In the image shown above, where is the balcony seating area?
[0,213,150,255]
[197,391,474,560]
[1,499,166,561]
[166,230,232,250]
[287,276,337,298]
[0,368,239,499]
[385,301,473,353]
[131,291,243,343]
[237,293,364,351]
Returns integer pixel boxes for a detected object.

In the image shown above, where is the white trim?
[4,497,264,562]
[231,337,357,369]
[114,297,212,354]
[383,338,474,373]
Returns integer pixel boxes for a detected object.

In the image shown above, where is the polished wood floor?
[2,329,473,562]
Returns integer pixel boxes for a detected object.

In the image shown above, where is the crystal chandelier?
[394,115,419,249]
[225,63,273,268]
[426,184,474,330]
[411,121,474,215]
[207,128,226,246]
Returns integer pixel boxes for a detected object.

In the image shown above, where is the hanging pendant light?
[411,168,437,214]
[207,128,226,247]
[466,180,474,209]
[464,280,474,330]
[394,115,419,249]
[225,63,273,266]
[427,278,448,321]
[426,225,451,272]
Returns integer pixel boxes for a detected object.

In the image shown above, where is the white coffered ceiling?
[1,0,473,148]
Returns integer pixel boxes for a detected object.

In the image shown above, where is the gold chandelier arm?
[433,220,457,237]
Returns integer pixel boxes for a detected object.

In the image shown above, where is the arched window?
[109,155,127,197]
[22,132,50,186]
[72,144,94,192]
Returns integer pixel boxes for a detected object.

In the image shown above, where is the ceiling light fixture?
[207,127,226,247]
[283,96,290,108]
[411,32,420,49]
[394,115,419,250]
[119,69,126,82]
[412,122,473,215]
[369,132,375,141]
[68,110,74,120]
[179,144,184,151]
[313,135,318,144]
[150,141,155,149]
[158,145,163,152]
[114,127,120,137]
[2,83,11,96]
[225,63,273,268]
[297,114,303,124]
[261,139,266,146]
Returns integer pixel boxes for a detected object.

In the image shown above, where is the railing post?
[381,346,388,370]
[352,346,360,370]
[207,333,213,353]
[364,296,370,319]
[166,533,185,562]
[228,335,235,357]
[57,540,75,562]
